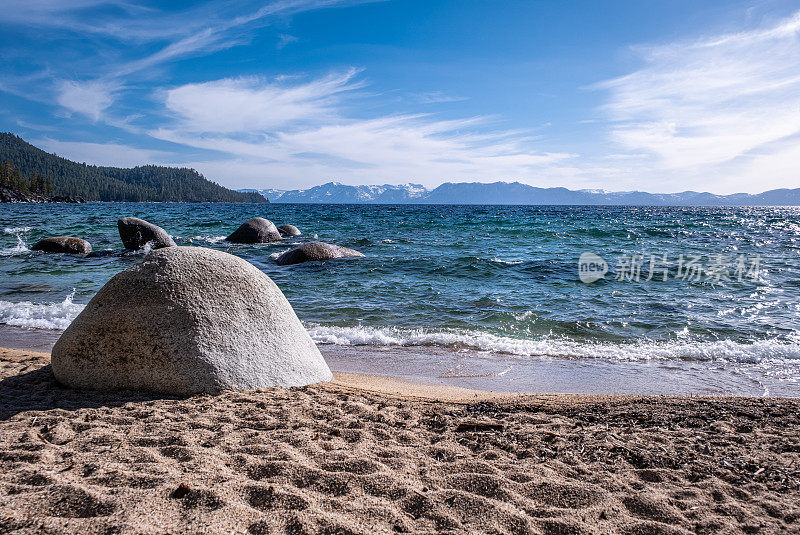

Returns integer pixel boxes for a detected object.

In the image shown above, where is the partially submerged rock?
[226,217,282,244]
[277,224,301,237]
[275,241,364,266]
[51,246,333,395]
[32,236,92,254]
[117,217,175,250]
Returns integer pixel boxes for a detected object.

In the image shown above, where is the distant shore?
[1,347,798,534]
[0,185,86,204]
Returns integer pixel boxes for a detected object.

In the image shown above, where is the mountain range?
[241,181,800,206]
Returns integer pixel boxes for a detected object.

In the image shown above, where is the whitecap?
[191,235,226,244]
[489,257,524,265]
[304,324,800,364]
[0,291,85,330]
[1,227,31,255]
[4,227,31,234]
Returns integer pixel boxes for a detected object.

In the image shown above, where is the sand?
[1,348,799,534]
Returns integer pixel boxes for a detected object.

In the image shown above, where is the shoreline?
[1,347,798,534]
[0,346,788,403]
[2,323,799,398]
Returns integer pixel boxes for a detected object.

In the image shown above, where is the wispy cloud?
[411,91,469,104]
[1,0,378,122]
[34,138,174,167]
[595,10,800,191]
[150,71,572,187]
[162,69,363,133]
[56,80,120,121]
[277,34,299,49]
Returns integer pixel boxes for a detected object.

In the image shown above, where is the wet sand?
[1,347,799,534]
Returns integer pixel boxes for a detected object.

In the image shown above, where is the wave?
[2,291,797,365]
[305,324,800,364]
[188,235,227,245]
[1,226,31,256]
[489,257,524,265]
[0,292,85,330]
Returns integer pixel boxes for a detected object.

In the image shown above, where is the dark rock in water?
[86,249,116,258]
[277,224,301,237]
[32,236,92,254]
[275,241,365,266]
[117,217,176,250]
[226,217,282,243]
[51,246,333,394]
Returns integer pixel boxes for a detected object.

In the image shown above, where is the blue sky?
[1,0,800,193]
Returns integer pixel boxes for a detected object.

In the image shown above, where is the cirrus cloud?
[594,11,800,192]
[151,71,572,188]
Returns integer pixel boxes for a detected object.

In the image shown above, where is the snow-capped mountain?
[248,182,429,203]
[241,181,800,205]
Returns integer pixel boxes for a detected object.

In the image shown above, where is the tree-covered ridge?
[0,133,266,203]
[0,160,53,196]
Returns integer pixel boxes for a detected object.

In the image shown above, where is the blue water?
[2,203,799,396]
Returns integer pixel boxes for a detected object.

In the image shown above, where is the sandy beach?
[0,348,797,534]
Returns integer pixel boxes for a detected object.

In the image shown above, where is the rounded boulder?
[226,217,282,243]
[275,241,365,266]
[51,246,333,395]
[277,224,301,237]
[32,236,92,254]
[118,217,176,250]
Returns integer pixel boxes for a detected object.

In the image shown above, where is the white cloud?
[34,139,173,167]
[56,80,118,121]
[111,1,377,76]
[6,1,379,124]
[595,10,800,192]
[277,34,298,49]
[150,72,572,188]
[163,69,361,132]
[412,91,469,104]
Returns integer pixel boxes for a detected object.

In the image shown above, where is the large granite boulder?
[277,224,301,237]
[51,246,333,395]
[226,217,282,243]
[32,236,92,254]
[117,217,176,250]
[275,241,365,266]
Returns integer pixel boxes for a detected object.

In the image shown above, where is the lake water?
[2,203,799,396]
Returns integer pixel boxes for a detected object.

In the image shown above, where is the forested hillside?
[0,133,266,202]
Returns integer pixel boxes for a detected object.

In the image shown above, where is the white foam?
[305,324,800,364]
[0,291,85,330]
[190,235,227,244]
[489,257,524,265]
[130,241,154,256]
[1,227,31,256]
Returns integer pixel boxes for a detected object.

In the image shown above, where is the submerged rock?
[51,246,333,395]
[275,241,364,266]
[32,237,92,254]
[226,217,282,244]
[117,217,176,250]
[277,224,301,237]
